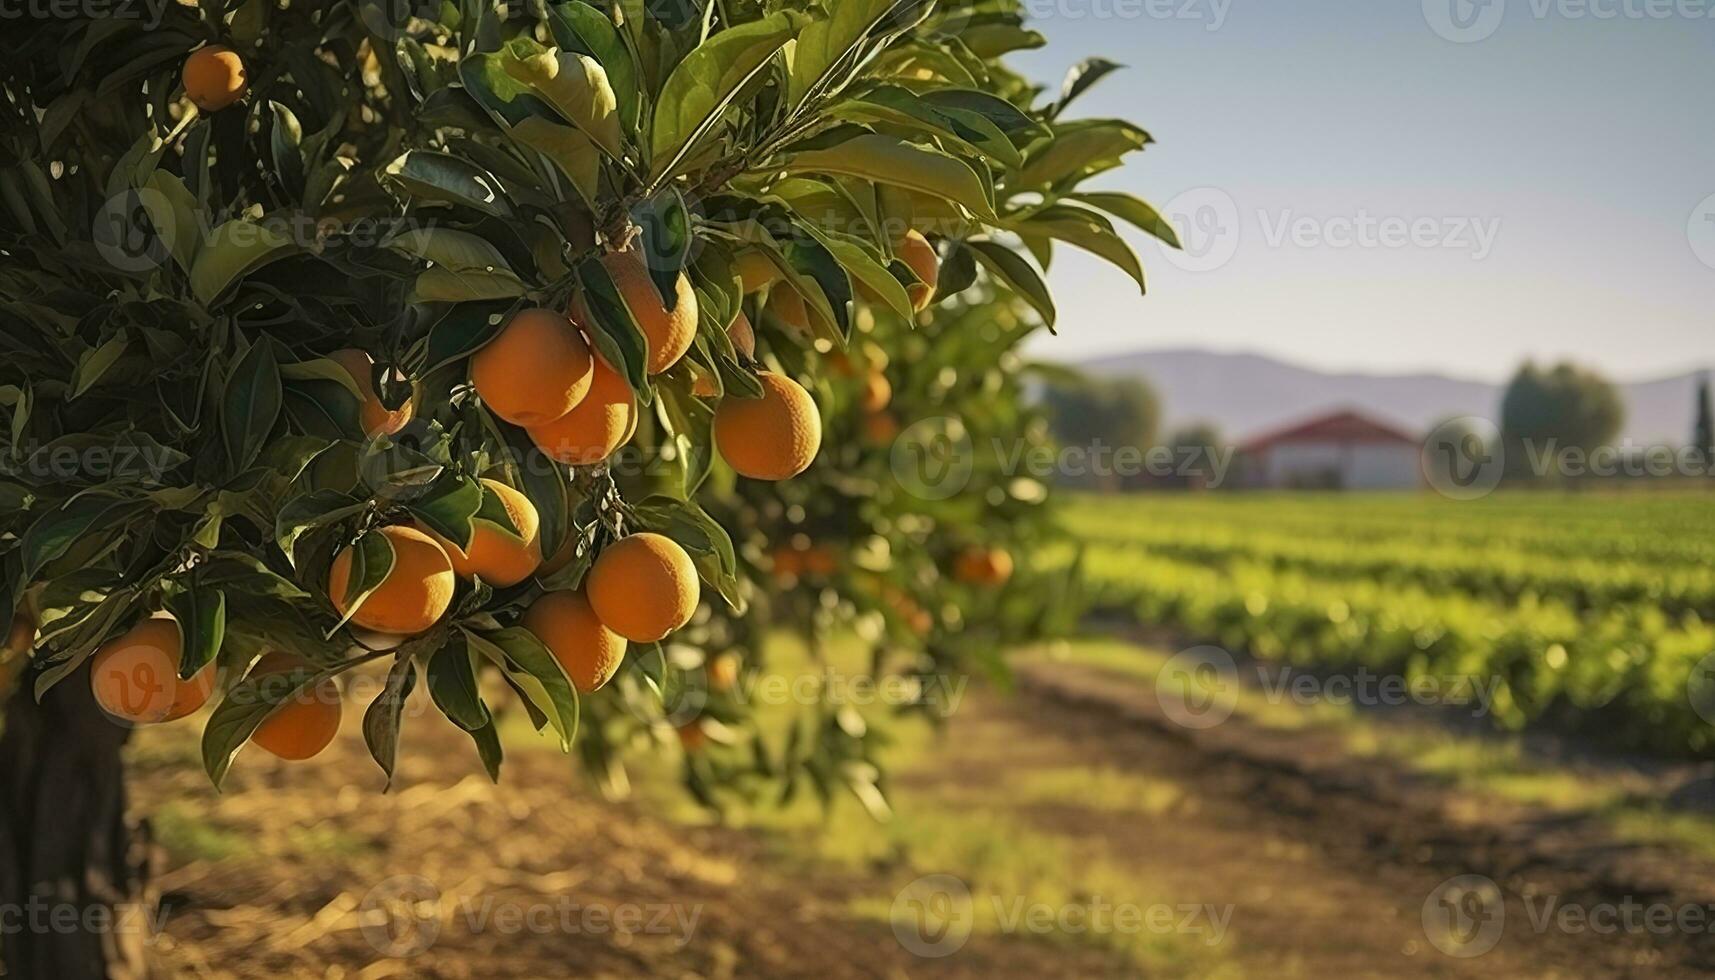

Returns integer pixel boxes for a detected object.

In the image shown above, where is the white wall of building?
[1261,442,1421,490]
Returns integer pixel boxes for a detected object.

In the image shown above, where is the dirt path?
[129,712,1120,979]
[1007,654,1715,977]
[131,640,1715,978]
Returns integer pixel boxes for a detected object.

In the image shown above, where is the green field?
[1066,492,1715,756]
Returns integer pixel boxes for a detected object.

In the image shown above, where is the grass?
[607,630,1239,978]
[1036,637,1715,860]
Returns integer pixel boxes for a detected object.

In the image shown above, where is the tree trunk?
[0,666,156,979]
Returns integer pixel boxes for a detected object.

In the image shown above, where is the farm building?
[1237,409,1423,490]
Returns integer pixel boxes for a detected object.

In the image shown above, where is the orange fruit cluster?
[520,532,702,693]
[88,616,216,725]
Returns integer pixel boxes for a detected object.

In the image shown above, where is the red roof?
[1240,409,1421,454]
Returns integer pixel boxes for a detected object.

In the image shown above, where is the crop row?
[1079,546,1715,757]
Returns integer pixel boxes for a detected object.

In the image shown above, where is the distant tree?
[1694,375,1714,471]
[1040,375,1160,490]
[1167,423,1225,489]
[1499,362,1625,480]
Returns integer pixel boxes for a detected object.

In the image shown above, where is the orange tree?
[0,0,1175,973]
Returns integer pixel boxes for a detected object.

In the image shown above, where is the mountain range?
[1073,349,1710,447]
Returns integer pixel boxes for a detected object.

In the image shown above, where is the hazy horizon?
[1008,2,1714,384]
[1058,341,1714,386]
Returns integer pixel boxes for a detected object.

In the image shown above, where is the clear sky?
[1009,0,1714,382]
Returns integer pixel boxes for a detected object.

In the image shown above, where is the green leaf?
[190,219,298,305]
[968,240,1055,332]
[840,86,1023,168]
[575,255,651,395]
[1054,57,1124,118]
[424,299,520,373]
[141,170,202,274]
[164,586,226,680]
[501,39,623,158]
[222,340,282,473]
[1017,205,1147,294]
[787,0,922,108]
[201,659,352,789]
[69,334,130,399]
[782,134,995,218]
[363,655,419,788]
[279,357,366,402]
[511,117,602,205]
[464,627,580,750]
[20,497,135,578]
[1071,191,1183,249]
[544,0,641,132]
[331,528,396,634]
[919,89,1043,136]
[1013,120,1150,190]
[382,151,515,218]
[274,490,365,568]
[428,636,491,732]
[499,422,571,563]
[651,13,799,181]
[405,475,483,553]
[466,717,505,781]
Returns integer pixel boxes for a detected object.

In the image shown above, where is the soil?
[131,649,1715,979]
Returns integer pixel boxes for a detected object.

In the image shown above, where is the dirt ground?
[130,642,1715,979]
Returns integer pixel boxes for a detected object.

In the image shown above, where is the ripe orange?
[471,308,594,426]
[424,479,541,588]
[860,371,892,412]
[955,547,1015,587]
[599,249,696,375]
[3,612,33,655]
[714,371,822,481]
[88,616,216,724]
[770,545,804,581]
[765,287,811,335]
[328,525,456,634]
[677,720,708,752]
[707,653,740,693]
[521,590,627,693]
[327,348,413,437]
[898,230,939,311]
[526,354,637,465]
[861,411,901,445]
[183,45,248,111]
[734,251,779,293]
[586,533,700,642]
[774,541,837,580]
[728,310,757,360]
[247,652,342,761]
